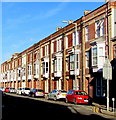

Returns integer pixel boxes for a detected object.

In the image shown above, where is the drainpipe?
[106,2,109,59]
[49,39,52,92]
[32,48,34,89]
[62,30,66,90]
[81,17,85,91]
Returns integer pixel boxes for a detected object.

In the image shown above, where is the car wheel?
[74,98,77,105]
[54,96,57,101]
[65,98,68,103]
[32,94,35,97]
[29,94,31,97]
[46,95,49,100]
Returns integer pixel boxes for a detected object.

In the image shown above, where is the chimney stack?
[56,27,62,31]
[84,10,91,15]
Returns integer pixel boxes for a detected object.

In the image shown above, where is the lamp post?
[62,21,77,90]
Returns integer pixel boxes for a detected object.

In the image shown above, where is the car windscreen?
[37,89,44,92]
[76,91,88,95]
[25,88,30,90]
[59,90,67,93]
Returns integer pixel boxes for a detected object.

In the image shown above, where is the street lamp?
[62,20,77,90]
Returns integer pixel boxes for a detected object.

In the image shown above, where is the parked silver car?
[9,88,16,93]
[16,88,23,95]
[29,89,45,97]
[46,90,67,101]
[21,88,31,95]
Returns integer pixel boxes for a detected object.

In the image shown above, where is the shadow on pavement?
[2,94,114,120]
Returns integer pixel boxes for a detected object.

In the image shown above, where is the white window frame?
[45,44,49,56]
[51,41,54,54]
[46,62,49,73]
[65,35,68,49]
[95,19,104,38]
[99,46,105,66]
[101,19,104,36]
[86,51,89,68]
[95,21,100,38]
[70,55,74,71]
[92,46,98,66]
[28,64,32,75]
[54,57,62,72]
[76,54,79,69]
[73,31,79,46]
[43,62,45,74]
[85,26,89,42]
[70,54,79,70]
[43,61,49,74]
[36,62,39,75]
[57,58,62,71]
[23,67,26,76]
[54,59,57,72]
[57,38,62,52]
[92,42,105,68]
[34,63,36,75]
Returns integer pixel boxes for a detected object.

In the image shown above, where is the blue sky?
[2,2,105,63]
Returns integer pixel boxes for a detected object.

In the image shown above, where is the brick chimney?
[84,10,91,15]
[56,27,62,31]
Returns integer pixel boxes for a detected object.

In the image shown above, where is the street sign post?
[103,58,112,111]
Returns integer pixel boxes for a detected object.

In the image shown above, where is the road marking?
[67,106,78,114]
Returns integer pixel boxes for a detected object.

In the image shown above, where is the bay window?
[46,62,48,73]
[99,47,105,66]
[91,42,105,71]
[34,64,36,75]
[43,62,45,74]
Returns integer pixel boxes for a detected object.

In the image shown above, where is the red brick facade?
[1,1,116,106]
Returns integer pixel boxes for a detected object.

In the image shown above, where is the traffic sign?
[103,58,112,80]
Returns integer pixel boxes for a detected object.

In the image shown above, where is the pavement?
[101,109,116,117]
[92,102,116,118]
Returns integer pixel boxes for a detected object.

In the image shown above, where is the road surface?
[2,93,116,120]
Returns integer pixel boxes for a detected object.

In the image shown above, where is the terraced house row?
[1,1,116,104]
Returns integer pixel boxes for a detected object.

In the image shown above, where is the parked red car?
[66,90,89,104]
[4,87,10,93]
